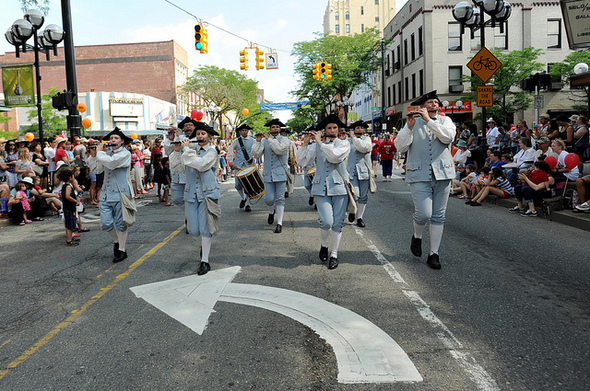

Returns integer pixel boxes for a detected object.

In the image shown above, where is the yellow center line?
[0,225,184,380]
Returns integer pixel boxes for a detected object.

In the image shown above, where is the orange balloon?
[131,132,138,140]
[242,108,249,116]
[25,132,34,142]
[81,118,92,128]
[77,103,87,113]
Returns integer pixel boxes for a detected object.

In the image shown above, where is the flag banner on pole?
[2,65,35,107]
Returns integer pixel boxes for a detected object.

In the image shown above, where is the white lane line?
[354,228,500,391]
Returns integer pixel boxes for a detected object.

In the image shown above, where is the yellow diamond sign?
[467,46,502,83]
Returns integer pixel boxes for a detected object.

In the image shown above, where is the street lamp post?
[5,10,64,145]
[204,102,222,131]
[572,63,590,117]
[442,100,464,123]
[452,0,511,131]
[336,96,354,126]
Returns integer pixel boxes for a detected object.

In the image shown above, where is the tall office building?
[323,0,396,36]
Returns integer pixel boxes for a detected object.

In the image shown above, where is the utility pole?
[60,0,81,139]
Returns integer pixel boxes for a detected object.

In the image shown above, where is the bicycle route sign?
[467,46,502,83]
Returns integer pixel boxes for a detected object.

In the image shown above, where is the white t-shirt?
[486,127,500,146]
[557,150,580,181]
[453,149,472,164]
[46,147,56,172]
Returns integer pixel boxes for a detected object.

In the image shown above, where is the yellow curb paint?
[0,226,184,380]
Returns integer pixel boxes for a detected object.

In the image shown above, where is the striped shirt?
[495,177,514,195]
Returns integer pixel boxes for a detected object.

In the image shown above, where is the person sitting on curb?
[509,160,554,217]
[574,174,590,212]
[467,167,514,206]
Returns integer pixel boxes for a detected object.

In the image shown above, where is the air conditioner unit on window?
[393,62,400,71]
[385,69,390,77]
[449,85,464,93]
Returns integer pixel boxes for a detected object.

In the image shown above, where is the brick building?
[0,40,188,132]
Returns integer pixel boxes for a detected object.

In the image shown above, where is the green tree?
[549,50,590,116]
[291,30,382,122]
[182,65,269,134]
[23,87,67,136]
[461,47,544,124]
[17,0,50,14]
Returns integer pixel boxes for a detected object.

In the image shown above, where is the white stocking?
[276,205,284,225]
[117,230,128,252]
[357,203,366,219]
[413,221,426,239]
[108,229,118,243]
[320,229,330,247]
[330,230,342,258]
[201,236,211,262]
[267,205,275,214]
[429,224,444,255]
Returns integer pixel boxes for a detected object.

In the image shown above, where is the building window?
[418,27,423,56]
[494,25,508,49]
[405,77,409,101]
[448,22,462,51]
[393,84,397,105]
[411,33,416,61]
[361,6,364,15]
[404,39,408,65]
[346,11,349,20]
[388,86,391,107]
[397,45,401,68]
[361,24,364,32]
[346,24,350,33]
[335,24,340,34]
[470,29,480,51]
[335,11,339,21]
[375,0,379,4]
[375,16,379,22]
[398,81,402,103]
[548,19,561,49]
[449,66,463,86]
[419,69,424,95]
[412,73,416,99]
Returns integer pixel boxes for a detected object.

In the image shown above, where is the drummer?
[227,124,255,212]
[301,125,316,207]
[296,114,351,270]
[170,122,220,276]
[346,120,372,228]
[252,118,291,234]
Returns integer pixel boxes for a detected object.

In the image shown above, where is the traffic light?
[325,62,332,80]
[255,47,264,70]
[240,48,249,70]
[319,61,327,80]
[195,23,206,52]
[200,28,208,54]
[312,62,320,80]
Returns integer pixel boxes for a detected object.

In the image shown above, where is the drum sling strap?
[238,137,251,163]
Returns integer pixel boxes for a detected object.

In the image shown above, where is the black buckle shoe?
[197,261,211,275]
[357,218,365,228]
[113,251,127,263]
[427,253,441,269]
[239,199,246,209]
[319,246,328,262]
[348,213,356,223]
[114,242,121,258]
[267,212,275,225]
[245,205,251,212]
[274,224,282,233]
[410,236,422,257]
[308,196,314,206]
[328,256,338,270]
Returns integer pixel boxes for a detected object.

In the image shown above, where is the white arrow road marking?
[130,266,422,384]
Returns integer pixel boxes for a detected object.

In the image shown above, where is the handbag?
[197,171,221,236]
[335,166,357,214]
[113,172,137,227]
[361,155,377,193]
[278,156,294,195]
[33,163,43,176]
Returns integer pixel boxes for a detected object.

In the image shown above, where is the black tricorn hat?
[317,114,346,130]
[349,120,368,130]
[178,117,200,130]
[194,121,219,137]
[236,124,253,132]
[302,125,315,133]
[265,118,286,128]
[411,90,440,106]
[102,127,132,143]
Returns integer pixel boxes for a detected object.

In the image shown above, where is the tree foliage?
[290,30,382,123]
[549,50,590,116]
[23,87,67,136]
[17,0,50,14]
[182,65,270,134]
[461,47,544,125]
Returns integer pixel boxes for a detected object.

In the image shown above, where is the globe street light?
[6,11,64,144]
[573,63,590,117]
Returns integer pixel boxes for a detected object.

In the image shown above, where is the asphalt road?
[1,170,588,390]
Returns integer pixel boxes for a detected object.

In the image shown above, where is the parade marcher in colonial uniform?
[394,90,455,269]
[346,120,372,228]
[170,122,220,276]
[226,124,255,212]
[251,118,291,233]
[296,114,351,270]
[87,127,133,263]
[301,125,316,207]
[280,127,297,199]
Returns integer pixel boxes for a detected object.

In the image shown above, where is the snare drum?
[236,165,265,200]
[307,166,316,181]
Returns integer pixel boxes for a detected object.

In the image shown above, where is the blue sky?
[2,0,406,122]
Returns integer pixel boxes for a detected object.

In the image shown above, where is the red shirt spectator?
[378,138,396,161]
[54,147,69,164]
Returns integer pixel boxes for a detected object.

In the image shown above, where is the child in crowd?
[509,160,554,217]
[152,152,164,202]
[59,169,81,246]
[468,167,514,206]
[458,164,478,199]
[162,157,173,206]
[14,181,32,225]
[472,166,491,196]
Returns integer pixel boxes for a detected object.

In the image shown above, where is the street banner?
[260,101,310,111]
[2,65,35,107]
